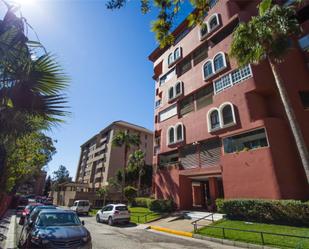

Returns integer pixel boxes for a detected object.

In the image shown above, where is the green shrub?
[124,186,137,204]
[148,199,176,213]
[133,197,153,208]
[218,199,309,226]
[133,197,176,213]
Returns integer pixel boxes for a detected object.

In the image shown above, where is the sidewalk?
[0,209,16,249]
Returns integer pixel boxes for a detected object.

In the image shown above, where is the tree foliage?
[52,165,72,185]
[106,0,211,48]
[6,132,56,192]
[229,0,301,66]
[0,6,69,196]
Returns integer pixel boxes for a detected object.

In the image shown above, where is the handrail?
[196,225,309,245]
[191,213,215,232]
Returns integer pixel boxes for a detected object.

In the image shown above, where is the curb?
[5,214,17,249]
[149,226,193,238]
[193,234,278,249]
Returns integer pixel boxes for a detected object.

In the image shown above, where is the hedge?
[133,197,176,213]
[216,199,309,226]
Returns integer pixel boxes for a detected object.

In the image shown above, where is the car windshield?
[115,206,128,211]
[37,213,81,227]
[30,207,56,221]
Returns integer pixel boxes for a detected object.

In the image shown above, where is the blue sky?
[4,0,191,179]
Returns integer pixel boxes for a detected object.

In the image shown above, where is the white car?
[70,200,90,215]
[96,204,130,225]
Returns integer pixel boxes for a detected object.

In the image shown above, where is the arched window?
[221,103,235,126]
[175,82,182,96]
[210,110,220,130]
[168,53,174,65]
[214,53,225,72]
[168,127,175,144]
[203,61,213,79]
[174,48,181,60]
[200,23,208,38]
[209,14,219,31]
[176,124,183,141]
[168,87,174,100]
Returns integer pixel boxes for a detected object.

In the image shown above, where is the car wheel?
[96,215,101,223]
[108,216,113,226]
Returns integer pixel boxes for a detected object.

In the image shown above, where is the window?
[200,23,208,39]
[179,95,194,116]
[196,85,213,110]
[168,82,183,101]
[168,53,174,65]
[207,102,236,132]
[221,104,234,125]
[174,48,181,60]
[159,69,175,86]
[168,87,174,100]
[167,123,184,145]
[214,65,252,94]
[209,110,220,130]
[177,57,192,76]
[155,99,161,109]
[168,47,182,66]
[168,127,175,144]
[159,104,177,122]
[213,53,226,72]
[298,35,309,51]
[176,124,183,141]
[299,91,309,110]
[223,128,268,154]
[175,82,182,95]
[209,14,219,31]
[199,13,220,40]
[203,61,213,79]
[193,43,208,66]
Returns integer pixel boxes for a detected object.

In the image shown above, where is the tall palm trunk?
[269,58,309,182]
[137,165,142,197]
[122,146,128,202]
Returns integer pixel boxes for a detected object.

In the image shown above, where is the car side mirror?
[81,220,85,226]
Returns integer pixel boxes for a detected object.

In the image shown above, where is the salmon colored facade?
[149,0,309,210]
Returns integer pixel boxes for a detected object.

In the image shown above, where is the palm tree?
[112,130,140,201]
[230,0,309,182]
[0,9,69,192]
[96,186,109,207]
[128,149,145,197]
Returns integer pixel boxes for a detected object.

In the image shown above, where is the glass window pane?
[214,54,224,71]
[204,61,213,79]
[169,128,174,144]
[176,125,183,141]
[223,128,268,153]
[175,82,182,95]
[222,105,234,125]
[169,87,174,99]
[179,96,194,116]
[209,16,219,30]
[210,110,220,129]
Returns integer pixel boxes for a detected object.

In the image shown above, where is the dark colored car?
[19,203,43,225]
[16,206,26,217]
[22,206,57,225]
[19,210,92,249]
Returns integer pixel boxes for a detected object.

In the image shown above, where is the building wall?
[151,0,309,209]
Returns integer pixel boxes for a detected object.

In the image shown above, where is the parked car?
[19,209,91,249]
[19,203,43,225]
[96,204,130,225]
[70,200,90,215]
[16,206,25,217]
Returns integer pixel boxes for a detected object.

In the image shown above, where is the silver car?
[96,204,130,225]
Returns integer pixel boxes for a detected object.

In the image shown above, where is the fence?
[130,212,159,223]
[197,225,309,247]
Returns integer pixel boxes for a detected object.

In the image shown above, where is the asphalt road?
[82,215,238,249]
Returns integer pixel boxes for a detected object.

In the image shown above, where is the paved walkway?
[0,210,15,249]
[147,211,222,233]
